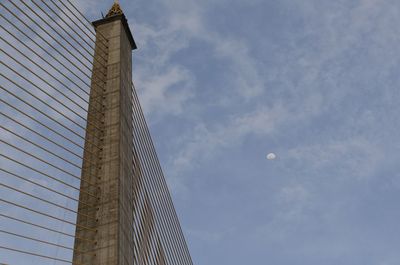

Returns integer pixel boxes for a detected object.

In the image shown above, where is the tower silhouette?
[73,2,193,265]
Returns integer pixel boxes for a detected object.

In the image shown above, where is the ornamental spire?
[106,0,123,18]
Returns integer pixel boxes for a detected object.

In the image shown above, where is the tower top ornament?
[106,1,123,18]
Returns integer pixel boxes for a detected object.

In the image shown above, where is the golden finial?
[106,0,123,18]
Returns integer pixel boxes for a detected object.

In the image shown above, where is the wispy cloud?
[131,0,268,120]
[171,104,289,174]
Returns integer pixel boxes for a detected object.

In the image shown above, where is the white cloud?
[135,64,195,118]
[131,0,267,119]
[287,137,384,180]
[171,103,289,174]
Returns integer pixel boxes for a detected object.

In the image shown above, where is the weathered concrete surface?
[73,13,135,265]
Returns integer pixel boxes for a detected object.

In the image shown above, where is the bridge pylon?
[73,2,137,264]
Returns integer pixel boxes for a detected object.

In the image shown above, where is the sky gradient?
[116,0,400,264]
[81,0,400,264]
[2,0,400,264]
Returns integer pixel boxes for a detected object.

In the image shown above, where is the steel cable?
[0,198,97,232]
[0,0,107,262]
[0,49,90,116]
[0,124,81,169]
[0,111,99,168]
[61,0,109,43]
[23,0,108,66]
[0,31,106,112]
[1,2,91,74]
[0,125,104,191]
[0,182,95,220]
[0,83,96,149]
[32,0,109,62]
[132,94,194,264]
[0,111,78,158]
[0,168,94,208]
[0,97,89,153]
[0,95,104,169]
[0,85,102,159]
[50,0,109,49]
[0,153,97,199]
[130,115,183,265]
[0,82,104,151]
[7,0,98,73]
[0,16,107,95]
[128,93,180,264]
[131,86,194,264]
[0,71,89,132]
[0,213,95,243]
[0,0,194,263]
[0,139,97,188]
[0,245,85,264]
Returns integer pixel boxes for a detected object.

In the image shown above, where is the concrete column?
[73,11,136,265]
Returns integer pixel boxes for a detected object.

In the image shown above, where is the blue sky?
[116,0,400,264]
[1,0,400,264]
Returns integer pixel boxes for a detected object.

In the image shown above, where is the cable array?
[0,0,106,263]
[129,85,194,265]
[0,0,194,264]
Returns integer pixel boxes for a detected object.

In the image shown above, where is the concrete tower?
[73,2,137,264]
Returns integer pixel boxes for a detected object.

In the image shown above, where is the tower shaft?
[73,11,136,265]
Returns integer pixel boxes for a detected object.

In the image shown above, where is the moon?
[267,153,277,160]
